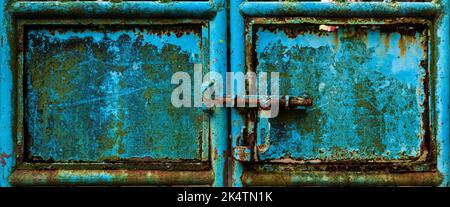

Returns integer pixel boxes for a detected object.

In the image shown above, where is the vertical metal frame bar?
[201,25,211,162]
[230,0,245,187]
[210,0,229,187]
[0,0,14,187]
[435,0,450,186]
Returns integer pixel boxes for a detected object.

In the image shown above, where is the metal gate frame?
[230,0,450,186]
[1,0,449,187]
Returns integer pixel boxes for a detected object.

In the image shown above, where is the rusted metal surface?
[12,1,216,19]
[249,18,431,162]
[231,1,447,185]
[243,171,442,186]
[0,0,449,187]
[209,0,229,187]
[434,0,450,186]
[9,169,213,186]
[22,24,208,163]
[240,2,440,18]
[1,0,15,187]
[0,0,227,186]
[203,95,313,109]
[231,1,447,187]
[233,146,252,162]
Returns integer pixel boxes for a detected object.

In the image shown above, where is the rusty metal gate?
[0,0,449,186]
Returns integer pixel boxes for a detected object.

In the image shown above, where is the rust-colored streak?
[213,148,218,160]
[0,152,10,167]
[384,33,391,50]
[398,34,406,56]
[333,31,339,51]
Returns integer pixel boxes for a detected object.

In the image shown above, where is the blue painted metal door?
[0,0,229,186]
[230,0,450,186]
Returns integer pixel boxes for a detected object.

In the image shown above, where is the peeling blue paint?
[255,24,427,161]
[230,0,245,187]
[25,26,206,162]
[210,0,228,187]
[0,0,14,187]
[436,0,450,186]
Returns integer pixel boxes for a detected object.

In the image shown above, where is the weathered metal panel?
[23,25,207,162]
[252,19,430,162]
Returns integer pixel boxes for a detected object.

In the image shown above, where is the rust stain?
[0,152,10,167]
[384,33,391,49]
[333,31,339,51]
[213,148,218,160]
[398,34,406,56]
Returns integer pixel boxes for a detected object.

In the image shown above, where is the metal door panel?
[0,1,229,186]
[252,19,429,162]
[230,1,449,186]
[23,24,208,162]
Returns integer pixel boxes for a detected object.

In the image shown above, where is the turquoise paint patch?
[0,0,14,186]
[255,25,427,161]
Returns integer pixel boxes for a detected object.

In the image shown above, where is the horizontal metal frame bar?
[9,169,213,186]
[243,171,442,186]
[17,162,211,171]
[240,2,441,18]
[12,1,217,18]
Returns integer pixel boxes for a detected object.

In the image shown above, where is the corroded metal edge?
[243,171,442,186]
[240,2,441,18]
[9,169,214,186]
[12,1,217,18]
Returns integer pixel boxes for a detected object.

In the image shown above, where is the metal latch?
[229,95,313,161]
[233,146,252,162]
[203,94,313,110]
[233,127,252,162]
